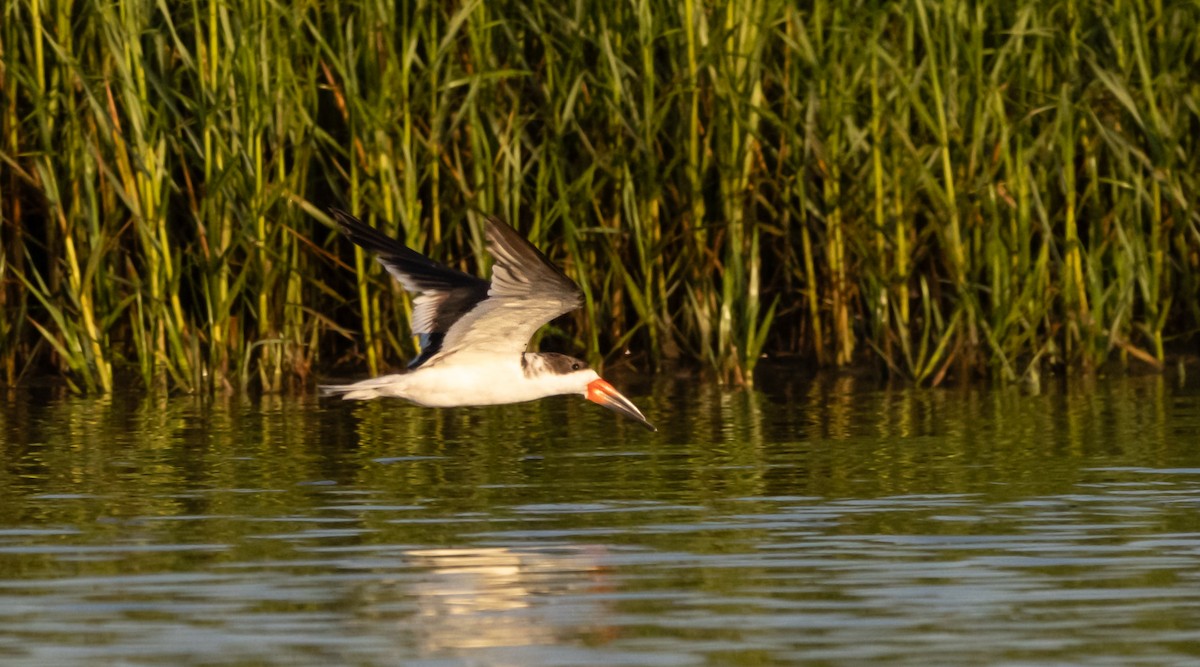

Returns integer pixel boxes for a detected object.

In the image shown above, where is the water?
[2,372,1200,666]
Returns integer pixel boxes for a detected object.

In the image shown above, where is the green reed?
[1,0,1197,392]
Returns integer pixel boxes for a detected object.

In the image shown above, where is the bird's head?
[531,353,656,431]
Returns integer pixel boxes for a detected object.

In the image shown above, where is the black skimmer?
[321,209,656,431]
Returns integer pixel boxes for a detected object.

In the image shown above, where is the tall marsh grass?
[2,0,1198,391]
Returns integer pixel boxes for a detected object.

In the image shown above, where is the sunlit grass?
[1,0,1197,391]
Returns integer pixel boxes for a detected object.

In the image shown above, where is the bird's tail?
[319,374,406,401]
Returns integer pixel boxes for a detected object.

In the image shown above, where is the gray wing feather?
[423,217,583,363]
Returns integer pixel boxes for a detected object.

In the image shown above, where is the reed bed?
[2,0,1198,391]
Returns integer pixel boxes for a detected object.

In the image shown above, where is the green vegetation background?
[1,0,1197,393]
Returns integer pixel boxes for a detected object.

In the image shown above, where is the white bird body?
[319,210,654,431]
[322,353,602,407]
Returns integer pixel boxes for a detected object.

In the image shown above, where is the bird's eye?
[571,363,581,371]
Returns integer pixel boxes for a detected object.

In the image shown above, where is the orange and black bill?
[586,379,656,432]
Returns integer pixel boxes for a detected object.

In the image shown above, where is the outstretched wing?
[421,216,583,365]
[329,209,489,368]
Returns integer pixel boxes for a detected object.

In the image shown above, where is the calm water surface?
[1,372,1200,666]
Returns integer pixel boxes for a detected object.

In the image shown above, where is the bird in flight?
[320,209,655,431]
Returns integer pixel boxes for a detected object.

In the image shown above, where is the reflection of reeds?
[2,0,1197,391]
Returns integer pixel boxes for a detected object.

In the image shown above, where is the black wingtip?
[327,206,357,229]
[327,207,413,258]
[328,207,369,236]
[327,207,367,240]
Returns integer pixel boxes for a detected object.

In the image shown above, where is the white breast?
[390,356,588,407]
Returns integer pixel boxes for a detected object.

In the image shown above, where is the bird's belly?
[399,363,547,407]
